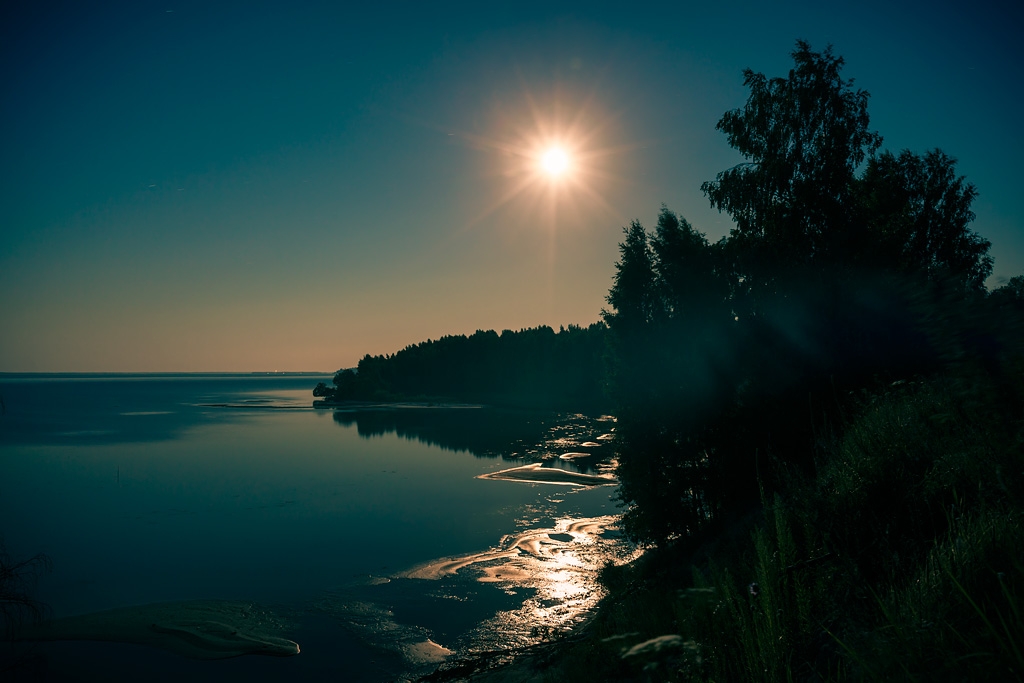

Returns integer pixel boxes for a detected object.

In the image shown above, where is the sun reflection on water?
[401,513,639,652]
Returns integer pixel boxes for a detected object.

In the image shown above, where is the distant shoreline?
[313,400,485,411]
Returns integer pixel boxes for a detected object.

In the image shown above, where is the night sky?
[3,1,1021,372]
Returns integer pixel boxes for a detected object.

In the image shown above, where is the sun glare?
[456,85,634,233]
[541,147,570,177]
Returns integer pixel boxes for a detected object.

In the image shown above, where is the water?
[0,375,631,681]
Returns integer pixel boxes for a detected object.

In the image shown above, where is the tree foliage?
[702,41,882,285]
[606,41,1001,546]
[700,41,991,297]
[859,148,992,290]
[605,221,659,333]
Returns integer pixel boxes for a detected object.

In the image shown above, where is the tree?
[650,206,729,321]
[701,40,992,301]
[601,211,733,429]
[604,221,659,333]
[859,149,993,291]
[701,40,882,292]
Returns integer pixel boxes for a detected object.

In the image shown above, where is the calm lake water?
[0,375,631,681]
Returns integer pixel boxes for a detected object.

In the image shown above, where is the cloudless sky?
[2,0,1021,372]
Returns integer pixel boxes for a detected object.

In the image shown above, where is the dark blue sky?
[2,0,1021,371]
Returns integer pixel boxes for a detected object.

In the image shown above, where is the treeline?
[314,323,608,410]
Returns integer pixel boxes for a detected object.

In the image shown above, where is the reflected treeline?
[331,408,614,472]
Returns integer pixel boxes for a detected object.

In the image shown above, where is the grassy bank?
[455,367,1023,682]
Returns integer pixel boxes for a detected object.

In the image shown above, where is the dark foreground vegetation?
[421,41,1024,681]
[497,366,1024,682]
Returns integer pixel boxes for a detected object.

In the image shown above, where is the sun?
[541,147,570,178]
[453,84,634,234]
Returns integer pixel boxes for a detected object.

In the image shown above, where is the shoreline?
[313,400,485,410]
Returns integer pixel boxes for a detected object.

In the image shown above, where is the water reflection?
[331,408,616,473]
[2,378,627,681]
[449,512,639,659]
[402,516,620,581]
[311,505,638,680]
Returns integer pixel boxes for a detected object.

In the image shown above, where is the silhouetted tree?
[605,221,660,332]
[701,40,883,301]
[858,149,993,290]
[651,206,730,322]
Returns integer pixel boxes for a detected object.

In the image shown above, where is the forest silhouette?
[315,323,608,411]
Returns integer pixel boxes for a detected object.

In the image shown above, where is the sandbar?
[558,452,591,460]
[15,600,299,660]
[404,638,454,663]
[476,462,616,486]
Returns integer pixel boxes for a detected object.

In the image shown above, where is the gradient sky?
[2,0,1021,372]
